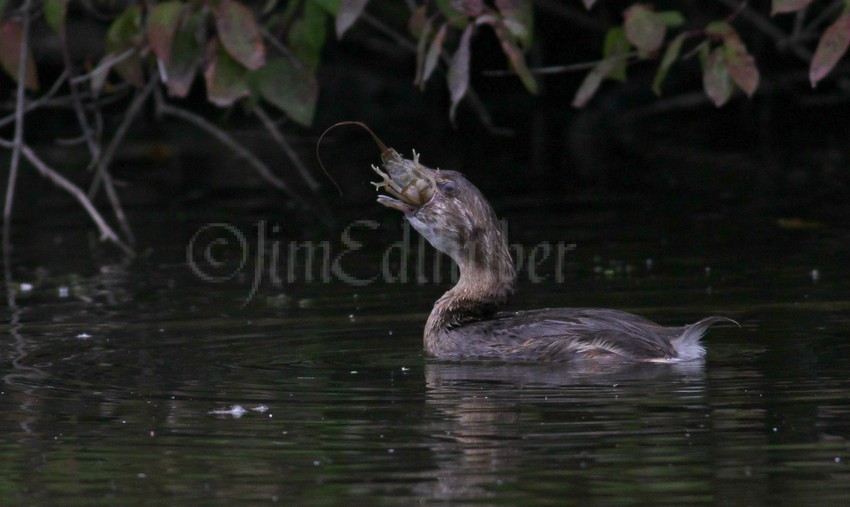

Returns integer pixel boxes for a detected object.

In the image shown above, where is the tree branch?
[253,105,321,191]
[3,0,32,263]
[154,91,310,209]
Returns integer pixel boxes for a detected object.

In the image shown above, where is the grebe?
[365,132,730,362]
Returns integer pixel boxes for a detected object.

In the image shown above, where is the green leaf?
[413,13,432,86]
[204,37,250,107]
[705,21,733,38]
[312,0,340,15]
[147,1,185,63]
[571,57,619,108]
[250,57,318,127]
[603,27,631,82]
[656,11,684,28]
[771,0,814,15]
[215,0,266,70]
[336,0,370,39]
[490,17,538,93]
[408,5,428,38]
[623,4,665,53]
[288,1,328,71]
[703,47,733,107]
[106,5,145,87]
[448,24,474,121]
[44,0,67,36]
[652,32,685,95]
[163,9,205,97]
[420,22,447,89]
[0,20,39,90]
[436,0,468,28]
[495,0,533,49]
[810,11,850,86]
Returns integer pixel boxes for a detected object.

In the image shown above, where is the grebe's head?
[375,151,507,271]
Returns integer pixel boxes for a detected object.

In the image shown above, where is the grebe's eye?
[440,181,457,195]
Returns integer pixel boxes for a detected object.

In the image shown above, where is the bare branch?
[0,70,68,129]
[154,91,310,209]
[253,105,322,191]
[3,0,32,260]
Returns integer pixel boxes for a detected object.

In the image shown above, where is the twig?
[87,78,159,246]
[3,0,32,267]
[715,0,813,63]
[62,32,102,166]
[0,138,135,256]
[154,91,310,209]
[0,69,68,129]
[69,48,136,86]
[253,105,321,191]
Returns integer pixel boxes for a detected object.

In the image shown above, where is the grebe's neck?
[425,225,516,343]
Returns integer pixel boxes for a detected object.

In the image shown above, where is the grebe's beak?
[373,148,436,215]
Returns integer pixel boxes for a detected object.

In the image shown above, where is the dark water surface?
[1,205,849,506]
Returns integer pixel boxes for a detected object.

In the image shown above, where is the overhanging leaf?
[448,24,474,121]
[603,27,631,82]
[288,1,328,71]
[44,0,67,37]
[421,22,447,89]
[204,37,250,107]
[336,0,370,39]
[147,1,185,63]
[723,29,759,96]
[0,20,38,90]
[215,0,266,70]
[810,11,850,87]
[163,9,205,97]
[771,0,814,15]
[624,4,665,53]
[581,0,599,9]
[250,57,318,127]
[413,11,433,86]
[703,47,733,107]
[653,32,685,95]
[495,0,533,49]
[106,5,144,87]
[571,57,619,108]
[488,17,538,93]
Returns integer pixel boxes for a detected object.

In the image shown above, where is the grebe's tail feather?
[670,316,739,361]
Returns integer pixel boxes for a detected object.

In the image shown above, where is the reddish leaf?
[653,32,685,95]
[771,0,814,15]
[624,4,665,53]
[421,22,447,89]
[44,0,67,37]
[163,9,205,97]
[147,1,185,64]
[215,0,265,70]
[581,0,599,9]
[810,12,850,87]
[723,30,759,96]
[106,6,145,87]
[204,37,250,107]
[495,0,533,48]
[336,0,370,39]
[488,17,538,93]
[571,57,619,108]
[703,48,733,107]
[0,21,39,90]
[448,24,474,121]
[250,57,318,127]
